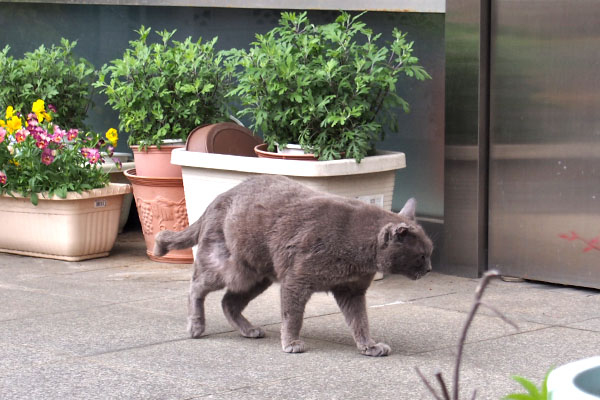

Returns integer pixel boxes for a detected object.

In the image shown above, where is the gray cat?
[154,175,433,356]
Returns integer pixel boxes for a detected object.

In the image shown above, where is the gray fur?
[154,175,433,356]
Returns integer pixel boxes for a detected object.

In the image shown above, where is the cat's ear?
[393,223,410,240]
[378,223,394,249]
[378,223,410,248]
[399,197,417,221]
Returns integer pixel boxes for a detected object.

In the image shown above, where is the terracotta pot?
[254,143,319,161]
[186,123,262,157]
[130,143,184,178]
[0,183,131,261]
[124,169,193,264]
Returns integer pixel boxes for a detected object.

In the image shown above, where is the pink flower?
[41,147,56,165]
[0,127,6,144]
[27,113,39,128]
[48,104,57,113]
[32,128,50,149]
[51,125,65,143]
[87,148,101,164]
[67,129,78,141]
[111,157,122,169]
[0,171,6,185]
[81,147,101,164]
[15,129,29,143]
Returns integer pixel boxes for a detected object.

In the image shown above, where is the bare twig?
[452,270,501,400]
[417,269,519,400]
[435,370,451,400]
[415,367,443,400]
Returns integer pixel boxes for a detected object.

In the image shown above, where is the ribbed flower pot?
[124,169,193,264]
[130,142,185,178]
[0,183,132,261]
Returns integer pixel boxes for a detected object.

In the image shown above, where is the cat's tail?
[153,218,203,257]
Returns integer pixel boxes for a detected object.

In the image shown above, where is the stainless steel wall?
[442,0,489,277]
[488,0,600,288]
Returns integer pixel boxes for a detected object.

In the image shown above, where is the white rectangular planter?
[171,148,406,226]
[0,183,132,261]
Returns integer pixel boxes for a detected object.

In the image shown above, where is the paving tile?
[458,326,600,379]
[567,317,600,332]
[0,357,209,400]
[0,284,108,321]
[0,231,151,279]
[3,264,189,305]
[0,303,186,357]
[266,302,543,356]
[195,350,525,400]
[414,279,600,326]
[90,331,376,395]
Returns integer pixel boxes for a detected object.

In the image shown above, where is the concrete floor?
[1,231,599,399]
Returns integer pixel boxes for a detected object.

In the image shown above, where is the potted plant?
[0,39,95,131]
[0,100,130,261]
[94,26,235,263]
[94,26,235,177]
[171,11,431,237]
[228,11,431,162]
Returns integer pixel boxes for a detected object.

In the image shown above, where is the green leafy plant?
[0,39,95,130]
[95,26,235,148]
[0,100,117,205]
[504,370,552,400]
[228,11,431,162]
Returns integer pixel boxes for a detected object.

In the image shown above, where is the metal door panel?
[489,0,600,288]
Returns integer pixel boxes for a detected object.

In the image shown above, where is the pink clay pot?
[124,169,193,264]
[130,144,184,178]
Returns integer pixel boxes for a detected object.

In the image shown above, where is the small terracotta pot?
[130,144,185,178]
[254,143,319,161]
[124,169,193,264]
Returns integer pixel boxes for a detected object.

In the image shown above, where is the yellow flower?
[42,111,52,122]
[6,116,22,134]
[106,128,118,147]
[32,99,45,122]
[5,106,14,120]
[32,99,45,114]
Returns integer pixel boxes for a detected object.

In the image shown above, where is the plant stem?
[452,270,500,400]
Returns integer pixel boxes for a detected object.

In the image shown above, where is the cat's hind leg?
[332,286,391,357]
[188,264,224,339]
[221,277,272,338]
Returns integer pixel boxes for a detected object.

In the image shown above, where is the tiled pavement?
[1,231,599,399]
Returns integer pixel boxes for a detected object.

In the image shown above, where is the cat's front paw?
[282,339,306,353]
[360,342,391,357]
[187,318,205,339]
[241,327,265,338]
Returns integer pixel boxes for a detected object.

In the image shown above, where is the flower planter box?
[170,148,406,227]
[0,183,132,261]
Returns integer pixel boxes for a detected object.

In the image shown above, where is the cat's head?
[376,198,433,280]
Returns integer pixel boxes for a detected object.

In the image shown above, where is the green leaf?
[504,394,536,400]
[512,376,541,398]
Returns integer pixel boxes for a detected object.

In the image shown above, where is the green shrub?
[0,39,95,130]
[95,26,235,147]
[228,11,431,161]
